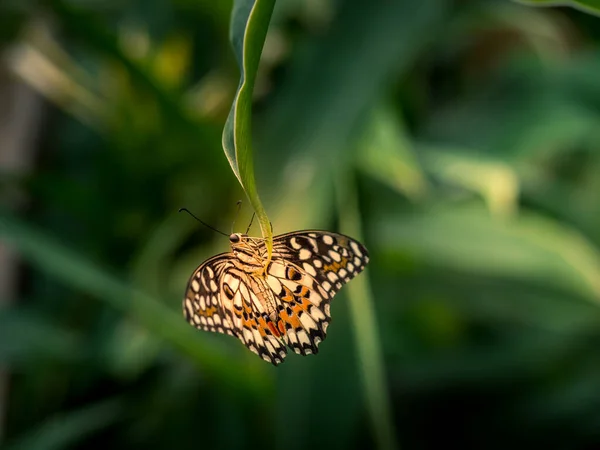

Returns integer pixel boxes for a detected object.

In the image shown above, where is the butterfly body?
[183,230,369,365]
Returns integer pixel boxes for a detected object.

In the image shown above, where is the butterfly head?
[229,233,244,244]
[229,233,265,267]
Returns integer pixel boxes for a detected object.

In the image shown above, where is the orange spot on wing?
[197,306,218,317]
[281,285,295,303]
[268,321,281,337]
[298,286,310,298]
[323,256,348,273]
[277,320,286,335]
[258,316,282,337]
[280,310,301,329]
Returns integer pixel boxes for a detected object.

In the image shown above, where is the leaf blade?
[222,0,275,251]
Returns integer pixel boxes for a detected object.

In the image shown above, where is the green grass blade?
[515,0,600,16]
[0,212,269,395]
[336,170,399,450]
[0,309,83,365]
[222,0,275,251]
[5,398,122,450]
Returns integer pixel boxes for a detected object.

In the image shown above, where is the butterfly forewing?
[183,254,236,336]
[266,231,369,355]
[183,230,369,366]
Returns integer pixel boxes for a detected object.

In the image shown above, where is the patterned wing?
[217,267,288,365]
[183,253,236,336]
[183,253,288,365]
[266,231,369,356]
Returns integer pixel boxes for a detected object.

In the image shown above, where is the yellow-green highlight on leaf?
[336,169,399,450]
[222,0,275,255]
[358,105,429,202]
[422,147,520,220]
[515,0,600,16]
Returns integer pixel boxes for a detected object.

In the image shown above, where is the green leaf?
[337,169,399,450]
[376,204,600,304]
[222,0,275,252]
[515,0,600,16]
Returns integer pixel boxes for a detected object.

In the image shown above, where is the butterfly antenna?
[245,213,255,234]
[178,208,228,237]
[231,200,243,234]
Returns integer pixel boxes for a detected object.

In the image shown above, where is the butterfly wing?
[183,253,288,365]
[218,268,288,365]
[183,253,236,336]
[266,231,369,355]
[184,231,369,365]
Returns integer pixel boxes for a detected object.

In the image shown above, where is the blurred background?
[2,0,600,448]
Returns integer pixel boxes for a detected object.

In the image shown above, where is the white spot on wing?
[234,291,243,309]
[191,280,200,292]
[329,250,341,262]
[266,276,282,294]
[299,248,311,260]
[300,312,318,330]
[239,282,250,303]
[303,263,317,277]
[322,235,334,245]
[269,261,286,277]
[243,328,253,343]
[313,259,323,268]
[297,330,310,346]
[185,299,194,315]
[350,241,363,257]
[227,275,240,292]
[310,306,326,321]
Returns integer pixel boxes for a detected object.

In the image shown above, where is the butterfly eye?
[229,233,240,243]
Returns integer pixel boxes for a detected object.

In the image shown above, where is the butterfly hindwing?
[220,269,288,365]
[184,257,288,365]
[266,259,328,355]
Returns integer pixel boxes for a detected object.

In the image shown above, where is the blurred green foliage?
[2,0,600,449]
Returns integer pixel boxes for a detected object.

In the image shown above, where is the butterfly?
[183,230,369,365]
